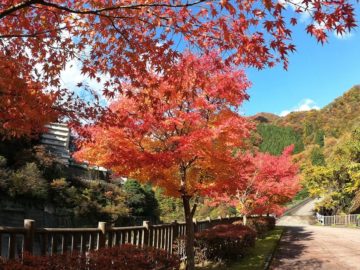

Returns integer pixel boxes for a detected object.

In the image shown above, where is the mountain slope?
[252,85,360,138]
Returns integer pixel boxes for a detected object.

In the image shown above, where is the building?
[40,123,110,181]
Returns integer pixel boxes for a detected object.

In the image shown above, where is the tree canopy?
[74,53,252,198]
[206,145,299,217]
[304,128,360,214]
[74,52,253,268]
[1,0,358,138]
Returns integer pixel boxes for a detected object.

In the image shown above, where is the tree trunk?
[243,214,247,225]
[182,195,195,270]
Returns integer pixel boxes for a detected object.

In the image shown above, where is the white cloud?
[279,0,356,40]
[278,0,312,23]
[60,55,110,107]
[279,98,320,116]
[57,27,110,107]
[333,31,353,40]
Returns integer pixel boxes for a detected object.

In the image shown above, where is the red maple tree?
[74,53,253,269]
[0,0,357,137]
[0,57,59,138]
[206,145,300,224]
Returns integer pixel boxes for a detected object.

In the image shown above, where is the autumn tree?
[0,58,59,138]
[74,53,252,269]
[206,145,299,224]
[0,54,102,139]
[0,1,357,138]
[304,128,360,214]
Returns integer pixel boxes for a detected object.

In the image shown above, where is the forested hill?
[251,85,360,137]
[250,85,360,215]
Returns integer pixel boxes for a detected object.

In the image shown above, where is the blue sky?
[242,22,360,116]
[59,4,360,115]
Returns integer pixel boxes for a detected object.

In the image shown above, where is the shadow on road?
[271,226,323,270]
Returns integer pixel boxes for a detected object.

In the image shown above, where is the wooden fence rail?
[0,216,241,260]
[316,213,360,226]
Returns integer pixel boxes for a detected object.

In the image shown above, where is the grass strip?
[202,227,284,270]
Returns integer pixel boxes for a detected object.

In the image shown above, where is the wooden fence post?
[24,219,35,255]
[98,222,107,249]
[226,215,230,224]
[143,221,151,246]
[193,218,198,233]
[171,220,179,254]
[205,216,210,230]
[172,220,179,240]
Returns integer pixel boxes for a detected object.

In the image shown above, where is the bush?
[7,163,48,199]
[0,155,6,167]
[0,156,9,191]
[74,182,129,223]
[0,245,180,270]
[233,216,276,237]
[173,224,256,264]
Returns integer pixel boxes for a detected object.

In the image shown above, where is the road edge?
[263,226,285,270]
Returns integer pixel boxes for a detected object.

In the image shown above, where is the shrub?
[0,155,6,167]
[0,155,9,191]
[263,216,276,230]
[7,162,48,199]
[0,245,180,270]
[74,182,129,222]
[173,224,256,264]
[233,216,276,237]
[50,178,78,206]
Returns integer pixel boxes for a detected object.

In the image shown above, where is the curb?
[263,227,285,270]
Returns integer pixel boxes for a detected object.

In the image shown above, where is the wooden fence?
[316,213,360,226]
[0,216,240,260]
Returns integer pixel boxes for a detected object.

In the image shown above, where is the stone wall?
[0,198,73,228]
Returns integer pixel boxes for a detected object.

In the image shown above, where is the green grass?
[200,228,284,270]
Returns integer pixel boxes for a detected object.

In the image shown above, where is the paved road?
[272,199,360,270]
[276,198,321,226]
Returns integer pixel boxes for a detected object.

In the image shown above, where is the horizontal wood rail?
[0,215,241,260]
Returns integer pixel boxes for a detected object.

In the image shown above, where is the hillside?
[252,85,360,137]
[250,85,360,214]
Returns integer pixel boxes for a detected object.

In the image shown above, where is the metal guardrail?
[316,213,360,226]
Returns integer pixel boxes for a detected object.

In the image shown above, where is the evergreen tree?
[310,146,326,166]
[315,130,325,147]
[123,180,159,218]
[257,124,304,155]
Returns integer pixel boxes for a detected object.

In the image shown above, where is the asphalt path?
[271,199,360,270]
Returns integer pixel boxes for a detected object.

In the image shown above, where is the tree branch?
[0,0,210,20]
[190,202,197,217]
[0,0,39,20]
[0,26,67,39]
